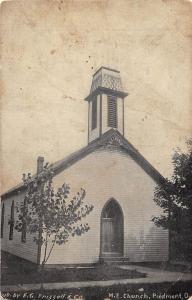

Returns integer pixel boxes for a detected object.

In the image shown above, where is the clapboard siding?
[41,146,168,264]
[1,191,38,263]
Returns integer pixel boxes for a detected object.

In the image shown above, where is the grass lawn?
[2,252,192,300]
[1,264,145,285]
[1,252,145,285]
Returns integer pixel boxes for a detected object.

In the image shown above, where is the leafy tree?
[15,162,94,271]
[152,139,192,261]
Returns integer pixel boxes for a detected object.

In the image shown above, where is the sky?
[1,0,192,193]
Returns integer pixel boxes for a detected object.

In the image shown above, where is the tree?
[152,139,192,262]
[15,162,94,271]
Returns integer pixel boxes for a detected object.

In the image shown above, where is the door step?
[100,256,129,264]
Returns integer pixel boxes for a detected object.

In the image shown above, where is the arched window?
[21,198,27,243]
[1,203,5,238]
[92,97,97,130]
[9,200,14,240]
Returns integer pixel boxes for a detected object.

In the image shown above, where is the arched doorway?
[100,198,124,259]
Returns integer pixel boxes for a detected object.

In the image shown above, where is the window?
[21,222,27,243]
[108,95,117,128]
[21,198,27,243]
[91,97,97,130]
[9,200,14,240]
[1,203,5,238]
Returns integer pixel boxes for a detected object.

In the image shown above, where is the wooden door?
[101,218,115,253]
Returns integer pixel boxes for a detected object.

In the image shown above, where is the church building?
[1,67,169,266]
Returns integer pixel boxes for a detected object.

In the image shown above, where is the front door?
[101,218,116,253]
[100,199,124,258]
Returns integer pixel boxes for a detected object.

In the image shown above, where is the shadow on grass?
[2,264,146,285]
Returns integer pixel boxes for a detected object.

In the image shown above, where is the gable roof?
[1,129,165,199]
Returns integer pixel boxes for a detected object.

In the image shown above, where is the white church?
[1,67,169,266]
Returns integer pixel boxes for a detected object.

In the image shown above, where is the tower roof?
[85,66,128,101]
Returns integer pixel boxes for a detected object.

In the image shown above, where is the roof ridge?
[1,129,165,199]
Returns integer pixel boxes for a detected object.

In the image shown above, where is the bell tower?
[85,67,128,143]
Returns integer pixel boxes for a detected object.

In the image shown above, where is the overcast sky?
[1,0,192,193]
